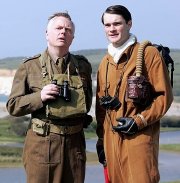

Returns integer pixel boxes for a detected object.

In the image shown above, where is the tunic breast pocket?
[28,75,42,92]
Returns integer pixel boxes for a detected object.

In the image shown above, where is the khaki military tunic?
[6,50,93,183]
[96,42,173,183]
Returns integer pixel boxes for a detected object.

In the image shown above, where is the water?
[0,94,8,102]
[160,131,180,144]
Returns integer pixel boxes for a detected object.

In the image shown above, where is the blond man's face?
[46,16,74,49]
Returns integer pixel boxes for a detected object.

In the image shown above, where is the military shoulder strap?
[23,54,41,63]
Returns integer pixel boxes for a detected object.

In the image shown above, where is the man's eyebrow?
[104,21,122,25]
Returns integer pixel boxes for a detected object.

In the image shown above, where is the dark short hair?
[101,5,132,24]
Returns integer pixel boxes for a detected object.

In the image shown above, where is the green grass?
[160,127,180,132]
[161,181,180,183]
[84,131,97,139]
[160,144,180,153]
[0,117,97,142]
[174,96,180,102]
[0,146,23,167]
[0,119,24,143]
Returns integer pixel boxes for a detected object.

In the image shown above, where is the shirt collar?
[108,34,136,63]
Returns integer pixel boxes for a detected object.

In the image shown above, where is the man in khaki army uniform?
[96,5,173,183]
[6,12,92,183]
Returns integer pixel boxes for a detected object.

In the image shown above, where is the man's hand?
[41,84,59,102]
[96,144,106,165]
[113,117,138,135]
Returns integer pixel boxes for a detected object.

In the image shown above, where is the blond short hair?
[47,12,75,33]
[48,12,72,22]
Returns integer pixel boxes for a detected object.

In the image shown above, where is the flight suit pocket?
[23,130,61,164]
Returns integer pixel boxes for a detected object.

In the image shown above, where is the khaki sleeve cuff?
[135,113,147,130]
[29,91,44,111]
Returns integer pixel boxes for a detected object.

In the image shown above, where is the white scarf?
[108,34,136,63]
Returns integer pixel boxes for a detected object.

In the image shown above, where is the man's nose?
[60,27,66,34]
[109,25,116,31]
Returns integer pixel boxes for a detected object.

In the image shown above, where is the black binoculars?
[51,80,71,101]
[99,95,121,110]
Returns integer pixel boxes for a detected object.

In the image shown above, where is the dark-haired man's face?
[103,13,132,47]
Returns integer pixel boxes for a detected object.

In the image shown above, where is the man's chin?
[108,38,119,44]
[56,43,66,47]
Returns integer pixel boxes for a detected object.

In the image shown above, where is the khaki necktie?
[57,58,66,73]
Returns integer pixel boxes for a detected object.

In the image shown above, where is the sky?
[0,0,180,59]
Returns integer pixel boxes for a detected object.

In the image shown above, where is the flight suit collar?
[106,43,136,66]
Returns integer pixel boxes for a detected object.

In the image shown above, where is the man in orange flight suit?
[96,5,173,183]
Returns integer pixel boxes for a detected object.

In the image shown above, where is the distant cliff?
[0,69,16,95]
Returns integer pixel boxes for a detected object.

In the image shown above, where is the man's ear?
[45,30,48,40]
[127,20,132,30]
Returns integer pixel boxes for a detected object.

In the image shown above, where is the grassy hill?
[0,48,180,95]
[0,49,107,73]
[0,57,25,70]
